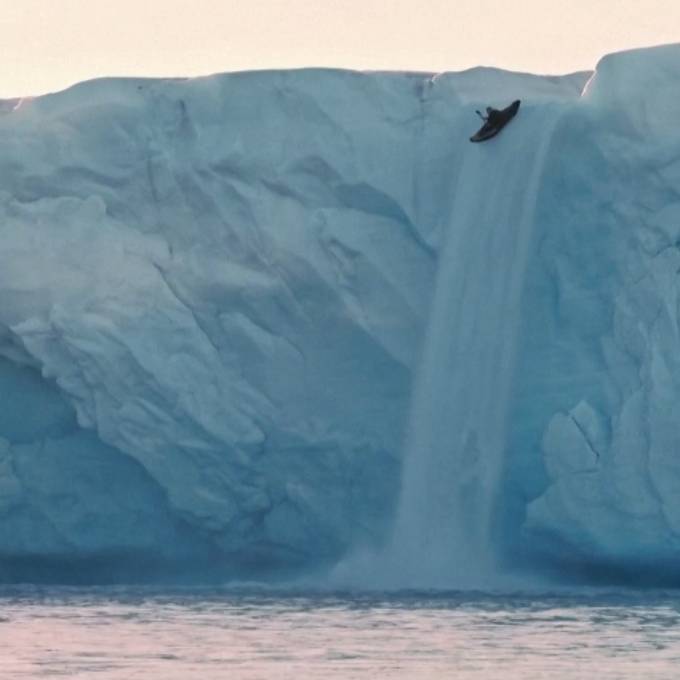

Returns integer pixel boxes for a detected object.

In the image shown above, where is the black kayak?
[469,100,521,142]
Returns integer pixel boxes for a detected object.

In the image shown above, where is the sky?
[2,0,680,97]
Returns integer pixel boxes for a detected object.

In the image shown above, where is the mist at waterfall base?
[2,43,680,591]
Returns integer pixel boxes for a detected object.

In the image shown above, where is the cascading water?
[383,104,562,588]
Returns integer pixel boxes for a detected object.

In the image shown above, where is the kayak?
[470,100,521,143]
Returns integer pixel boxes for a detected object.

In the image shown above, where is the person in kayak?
[476,106,503,126]
[470,100,521,143]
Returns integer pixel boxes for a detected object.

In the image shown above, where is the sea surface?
[2,586,680,679]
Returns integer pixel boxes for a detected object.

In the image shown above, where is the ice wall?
[511,45,680,583]
[1,44,679,585]
[0,70,436,581]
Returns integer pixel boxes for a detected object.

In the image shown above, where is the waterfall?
[385,106,560,588]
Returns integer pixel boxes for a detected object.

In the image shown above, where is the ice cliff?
[1,44,679,586]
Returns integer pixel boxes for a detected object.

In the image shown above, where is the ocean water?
[2,587,680,679]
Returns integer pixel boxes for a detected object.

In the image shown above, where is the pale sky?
[2,0,680,97]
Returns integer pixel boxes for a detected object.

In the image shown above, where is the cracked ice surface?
[514,45,680,580]
[0,70,438,580]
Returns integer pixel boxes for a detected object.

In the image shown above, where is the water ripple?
[1,587,679,679]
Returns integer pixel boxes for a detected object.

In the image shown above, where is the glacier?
[1,44,680,585]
